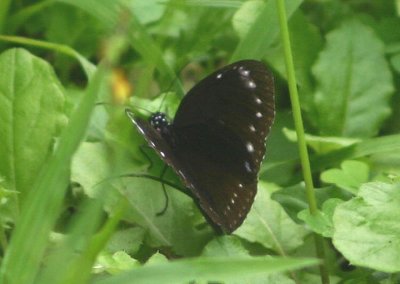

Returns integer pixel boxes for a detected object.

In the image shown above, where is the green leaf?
[235,182,308,253]
[202,236,249,257]
[0,182,19,229]
[320,160,369,195]
[232,0,265,39]
[120,178,212,256]
[231,0,303,60]
[96,251,140,275]
[0,54,107,284]
[95,256,318,284]
[0,48,66,196]
[125,0,166,25]
[202,237,296,283]
[72,142,112,194]
[106,227,146,255]
[283,127,360,154]
[333,182,400,273]
[271,184,350,224]
[312,20,393,137]
[311,134,400,173]
[264,10,323,112]
[298,199,343,238]
[145,252,169,266]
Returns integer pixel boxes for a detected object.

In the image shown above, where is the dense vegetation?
[0,0,399,283]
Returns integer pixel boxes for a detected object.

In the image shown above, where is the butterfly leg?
[139,144,154,171]
[156,164,169,216]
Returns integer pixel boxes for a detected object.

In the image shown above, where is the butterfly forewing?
[171,60,275,233]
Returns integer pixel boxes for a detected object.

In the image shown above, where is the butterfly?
[126,60,275,234]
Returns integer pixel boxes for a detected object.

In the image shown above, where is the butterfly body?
[128,60,275,234]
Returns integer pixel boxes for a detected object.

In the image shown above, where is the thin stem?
[275,0,330,283]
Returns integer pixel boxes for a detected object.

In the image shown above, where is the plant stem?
[275,0,330,283]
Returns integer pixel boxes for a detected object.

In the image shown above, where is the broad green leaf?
[0,182,18,229]
[312,20,393,137]
[95,256,318,284]
[0,35,96,80]
[0,48,66,197]
[232,0,264,39]
[105,227,146,255]
[202,236,249,257]
[0,55,107,283]
[271,184,350,224]
[264,10,322,113]
[96,251,140,275]
[202,236,295,283]
[231,0,303,61]
[145,252,169,265]
[321,160,369,194]
[298,198,343,238]
[126,0,166,24]
[120,178,212,256]
[333,182,400,273]
[235,182,308,253]
[283,127,360,154]
[72,142,112,194]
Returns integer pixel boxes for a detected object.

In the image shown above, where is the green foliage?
[1,0,400,283]
[312,20,393,137]
[333,182,400,273]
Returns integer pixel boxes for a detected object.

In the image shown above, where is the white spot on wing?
[238,183,243,188]
[160,151,165,157]
[244,161,252,173]
[249,124,256,132]
[246,142,254,153]
[239,68,250,77]
[247,80,256,89]
[255,97,262,104]
[256,112,263,118]
[216,73,223,79]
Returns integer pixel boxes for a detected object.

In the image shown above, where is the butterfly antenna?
[157,62,189,112]
[95,101,153,115]
[92,173,191,198]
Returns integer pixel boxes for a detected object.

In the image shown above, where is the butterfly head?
[149,112,170,132]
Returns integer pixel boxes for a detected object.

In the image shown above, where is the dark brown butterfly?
[127,60,275,234]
